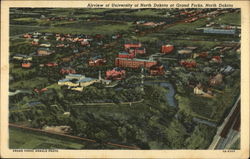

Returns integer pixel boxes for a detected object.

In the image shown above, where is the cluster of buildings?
[58,74,99,91]
[58,71,113,91]
[114,42,165,76]
[12,54,33,68]
[106,67,126,80]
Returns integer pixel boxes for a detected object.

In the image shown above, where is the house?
[142,22,158,27]
[112,34,122,39]
[45,62,58,67]
[194,84,204,95]
[88,56,107,66]
[149,64,165,76]
[106,67,126,80]
[129,47,146,54]
[33,32,42,36]
[56,43,65,47]
[185,17,198,23]
[211,56,222,63]
[81,41,90,46]
[40,42,51,47]
[124,43,142,50]
[23,33,32,38]
[60,68,76,74]
[193,52,208,58]
[31,39,39,45]
[178,49,192,58]
[161,44,174,54]
[210,74,223,86]
[135,20,145,24]
[180,60,197,68]
[115,58,157,69]
[21,62,32,68]
[37,48,53,56]
[34,88,48,93]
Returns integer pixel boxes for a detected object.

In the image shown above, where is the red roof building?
[106,67,126,80]
[129,47,146,54]
[161,45,174,54]
[150,65,165,76]
[180,60,197,68]
[124,43,142,50]
[211,56,222,63]
[88,57,107,66]
[115,58,157,69]
[60,68,76,74]
[34,88,48,93]
[23,33,32,38]
[45,62,58,67]
[22,62,32,68]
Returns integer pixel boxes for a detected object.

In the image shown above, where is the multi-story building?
[115,58,157,69]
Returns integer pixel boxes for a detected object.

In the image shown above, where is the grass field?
[213,12,240,25]
[40,21,134,35]
[10,77,49,90]
[10,25,47,36]
[9,127,85,149]
[163,19,207,34]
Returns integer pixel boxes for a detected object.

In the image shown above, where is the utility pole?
[141,67,144,92]
[99,70,102,81]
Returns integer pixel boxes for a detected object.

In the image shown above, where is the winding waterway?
[144,81,177,107]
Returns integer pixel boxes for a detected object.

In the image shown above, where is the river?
[144,81,177,107]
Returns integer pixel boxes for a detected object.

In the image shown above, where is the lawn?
[176,81,240,123]
[163,19,207,34]
[9,127,85,149]
[213,12,240,26]
[10,25,48,36]
[40,21,134,35]
[10,77,49,90]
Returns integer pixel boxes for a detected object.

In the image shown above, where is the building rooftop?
[58,78,70,82]
[119,51,130,55]
[116,58,155,62]
[78,77,97,83]
[38,47,50,51]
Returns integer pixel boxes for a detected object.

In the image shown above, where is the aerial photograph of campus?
[9,8,240,149]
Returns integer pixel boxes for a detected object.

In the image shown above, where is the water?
[144,81,177,107]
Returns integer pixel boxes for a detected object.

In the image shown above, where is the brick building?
[115,58,157,69]
[124,43,142,50]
